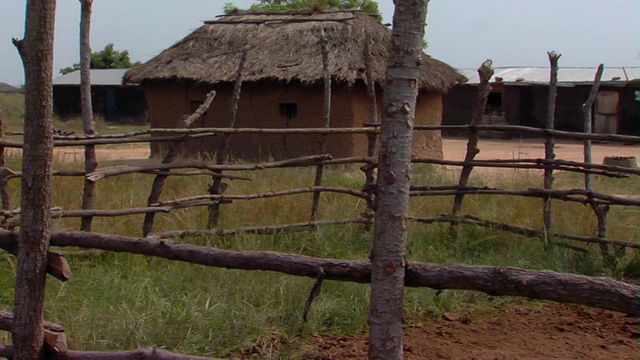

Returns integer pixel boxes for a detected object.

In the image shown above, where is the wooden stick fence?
[140,90,216,236]
[0,230,637,316]
[0,126,637,255]
[1,64,639,358]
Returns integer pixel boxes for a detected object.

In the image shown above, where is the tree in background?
[224,0,381,20]
[59,43,140,75]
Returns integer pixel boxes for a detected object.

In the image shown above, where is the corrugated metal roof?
[459,67,640,86]
[53,69,129,86]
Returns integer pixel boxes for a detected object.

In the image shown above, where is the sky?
[0,0,638,86]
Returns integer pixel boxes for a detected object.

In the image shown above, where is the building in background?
[53,69,147,123]
[124,10,466,160]
[443,67,640,137]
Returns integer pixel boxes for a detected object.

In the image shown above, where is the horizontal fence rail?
[0,126,637,250]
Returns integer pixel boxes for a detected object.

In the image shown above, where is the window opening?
[279,103,297,119]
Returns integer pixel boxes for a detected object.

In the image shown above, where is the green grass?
[0,153,637,358]
[0,94,638,357]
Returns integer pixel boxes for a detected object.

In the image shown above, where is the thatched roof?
[124,10,466,93]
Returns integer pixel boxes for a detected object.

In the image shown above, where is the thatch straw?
[124,10,466,93]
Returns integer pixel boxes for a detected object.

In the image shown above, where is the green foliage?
[223,2,241,14]
[59,43,141,75]
[224,0,382,20]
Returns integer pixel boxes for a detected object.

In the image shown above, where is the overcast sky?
[0,0,638,86]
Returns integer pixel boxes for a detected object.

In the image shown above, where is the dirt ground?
[301,138,640,359]
[443,137,639,163]
[55,138,640,359]
[50,137,640,164]
[301,303,639,359]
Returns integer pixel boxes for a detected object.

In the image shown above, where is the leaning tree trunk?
[80,0,98,231]
[368,1,429,359]
[11,1,57,359]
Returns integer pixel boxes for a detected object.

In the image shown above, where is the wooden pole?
[363,29,379,161]
[11,0,57,358]
[0,231,636,317]
[207,49,246,228]
[310,29,332,221]
[581,64,618,271]
[79,0,97,232]
[142,91,216,236]
[369,1,428,358]
[449,60,493,238]
[582,64,603,191]
[362,30,379,228]
[543,51,560,249]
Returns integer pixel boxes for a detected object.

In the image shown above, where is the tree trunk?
[80,0,97,231]
[369,1,429,358]
[11,1,57,359]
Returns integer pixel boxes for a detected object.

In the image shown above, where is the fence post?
[142,91,216,236]
[362,31,378,229]
[582,64,619,271]
[207,49,247,229]
[449,60,493,238]
[543,51,560,250]
[310,30,331,222]
[79,0,98,232]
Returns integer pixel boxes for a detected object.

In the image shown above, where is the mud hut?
[124,10,465,160]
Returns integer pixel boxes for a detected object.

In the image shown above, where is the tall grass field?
[0,93,638,358]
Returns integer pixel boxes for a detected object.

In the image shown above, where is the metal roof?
[53,69,130,86]
[459,67,640,86]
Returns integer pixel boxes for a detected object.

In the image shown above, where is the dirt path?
[302,303,638,359]
[53,145,152,163]
[444,137,640,163]
[440,137,640,185]
[44,137,640,165]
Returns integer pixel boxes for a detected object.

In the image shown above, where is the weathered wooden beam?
[2,229,637,316]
